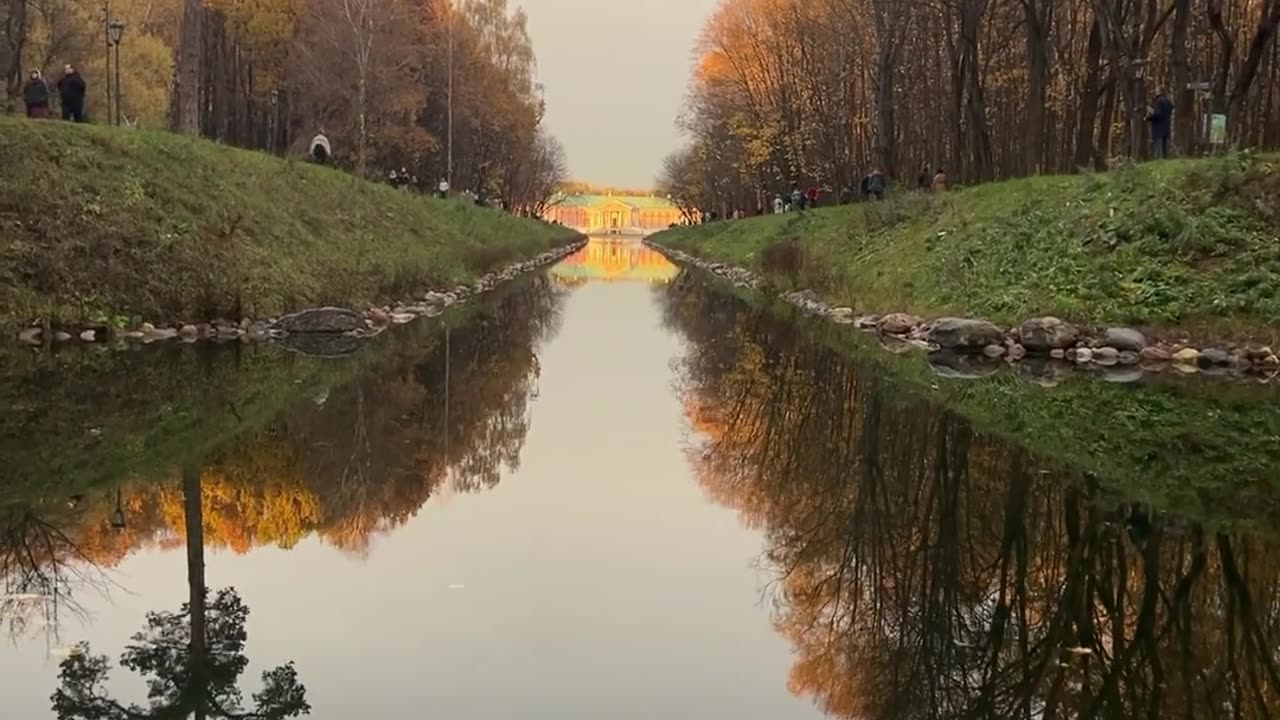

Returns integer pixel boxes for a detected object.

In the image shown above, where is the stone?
[927,317,1006,350]
[1103,327,1147,352]
[18,327,42,345]
[1245,345,1275,361]
[854,315,881,330]
[1102,367,1145,384]
[1172,348,1200,365]
[1018,317,1079,351]
[53,331,73,342]
[139,322,156,333]
[196,323,214,338]
[121,330,145,339]
[368,307,391,326]
[79,329,97,342]
[215,325,243,338]
[928,352,1001,379]
[1049,349,1066,360]
[178,324,199,339]
[390,312,416,325]
[878,313,921,335]
[983,344,1007,358]
[829,307,855,324]
[1073,348,1094,364]
[1007,343,1027,361]
[275,307,365,334]
[246,322,271,341]
[278,333,362,358]
[1118,350,1140,365]
[1139,346,1172,363]
[1093,347,1120,366]
[1198,348,1232,367]
[1263,354,1280,367]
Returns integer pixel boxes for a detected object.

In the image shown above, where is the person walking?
[23,70,50,118]
[931,168,948,193]
[917,163,932,191]
[1146,92,1174,159]
[806,186,819,209]
[309,131,331,164]
[57,65,86,123]
[867,168,886,201]
[790,184,804,212]
[437,178,450,199]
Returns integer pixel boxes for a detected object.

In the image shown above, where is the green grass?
[0,117,580,329]
[655,153,1280,342]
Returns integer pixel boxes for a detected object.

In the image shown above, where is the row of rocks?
[14,241,586,350]
[647,241,1280,379]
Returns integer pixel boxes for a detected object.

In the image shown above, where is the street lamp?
[108,20,126,126]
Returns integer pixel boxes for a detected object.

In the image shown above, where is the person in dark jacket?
[57,64,87,123]
[23,70,50,118]
[1146,92,1174,159]
[867,168,887,200]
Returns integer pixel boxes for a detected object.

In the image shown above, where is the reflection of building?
[543,194,687,234]
[549,239,679,284]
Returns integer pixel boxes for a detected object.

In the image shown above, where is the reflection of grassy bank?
[0,277,561,506]
[665,273,1280,531]
[669,273,1280,719]
[654,155,1280,341]
[0,118,580,329]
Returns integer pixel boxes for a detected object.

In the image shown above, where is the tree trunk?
[175,0,204,135]
[182,464,207,719]
[1074,20,1105,169]
[1171,0,1194,153]
[2,0,27,106]
[1023,0,1051,174]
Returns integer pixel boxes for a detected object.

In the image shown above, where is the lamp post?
[108,20,126,126]
[103,1,112,122]
[446,0,454,188]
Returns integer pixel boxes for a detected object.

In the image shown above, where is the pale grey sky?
[520,0,720,188]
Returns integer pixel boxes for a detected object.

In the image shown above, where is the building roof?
[550,194,678,210]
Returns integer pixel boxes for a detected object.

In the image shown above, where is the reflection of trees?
[52,587,308,719]
[2,276,565,639]
[664,277,1280,719]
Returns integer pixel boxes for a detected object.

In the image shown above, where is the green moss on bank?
[655,153,1280,341]
[0,117,579,328]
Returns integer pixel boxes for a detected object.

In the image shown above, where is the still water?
[3,238,1280,718]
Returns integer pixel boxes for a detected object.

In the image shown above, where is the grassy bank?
[654,153,1280,342]
[0,117,579,328]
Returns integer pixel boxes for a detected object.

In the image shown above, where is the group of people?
[22,64,87,121]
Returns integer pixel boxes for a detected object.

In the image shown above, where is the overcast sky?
[520,0,720,188]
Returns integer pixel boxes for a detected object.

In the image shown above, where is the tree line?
[0,0,566,211]
[660,0,1280,216]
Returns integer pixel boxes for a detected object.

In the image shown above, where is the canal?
[3,238,1280,718]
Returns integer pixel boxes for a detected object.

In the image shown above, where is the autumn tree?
[673,0,1280,198]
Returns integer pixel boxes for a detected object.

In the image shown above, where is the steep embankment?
[0,117,579,328]
[653,154,1280,342]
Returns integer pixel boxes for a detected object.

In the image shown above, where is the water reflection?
[53,586,309,719]
[1,276,564,645]
[664,274,1280,719]
[549,238,678,285]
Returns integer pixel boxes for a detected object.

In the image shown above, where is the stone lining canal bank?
[12,240,586,354]
[647,240,1280,381]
